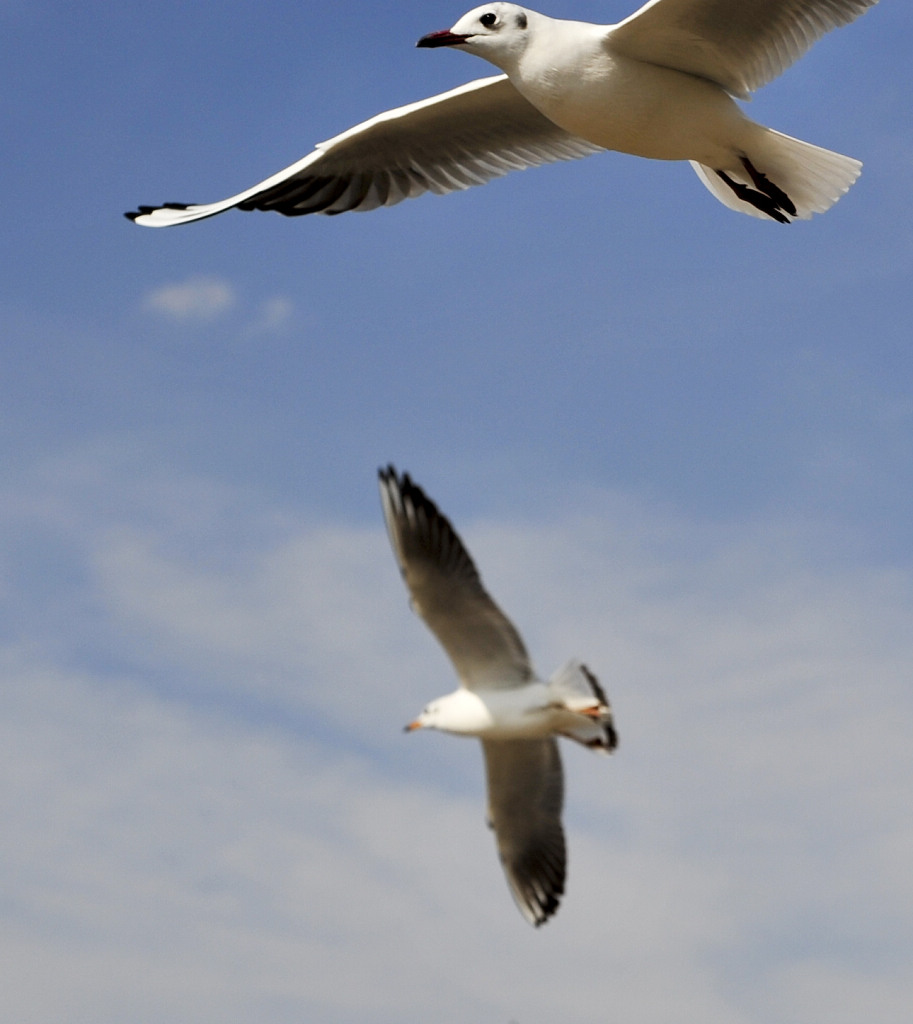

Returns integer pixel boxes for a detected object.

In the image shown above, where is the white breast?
[515,31,749,165]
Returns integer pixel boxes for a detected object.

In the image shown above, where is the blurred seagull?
[127,0,878,228]
[378,466,617,927]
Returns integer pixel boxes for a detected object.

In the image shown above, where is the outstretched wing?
[482,738,566,927]
[379,466,533,691]
[127,75,602,226]
[608,0,878,98]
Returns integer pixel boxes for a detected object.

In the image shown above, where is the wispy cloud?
[141,278,295,335]
[247,295,294,335]
[143,276,237,321]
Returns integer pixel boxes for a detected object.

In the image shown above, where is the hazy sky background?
[3,2,911,1022]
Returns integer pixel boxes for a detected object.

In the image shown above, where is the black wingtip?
[378,464,419,499]
[124,202,194,223]
[527,887,562,928]
[380,466,436,518]
[124,206,153,222]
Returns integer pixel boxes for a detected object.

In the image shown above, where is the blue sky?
[3,2,912,1022]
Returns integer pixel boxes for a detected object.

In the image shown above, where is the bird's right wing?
[379,466,533,691]
[608,0,878,99]
[482,738,566,927]
[127,75,603,226]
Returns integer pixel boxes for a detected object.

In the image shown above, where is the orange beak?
[403,720,423,732]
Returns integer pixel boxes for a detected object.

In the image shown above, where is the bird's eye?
[480,11,497,27]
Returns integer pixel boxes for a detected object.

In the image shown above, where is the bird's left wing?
[482,738,566,926]
[127,75,603,226]
[607,0,878,99]
[379,466,533,691]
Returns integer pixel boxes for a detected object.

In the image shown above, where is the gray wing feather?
[482,738,566,927]
[127,75,603,226]
[609,0,878,98]
[379,466,533,690]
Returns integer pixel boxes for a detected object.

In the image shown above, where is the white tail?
[691,128,862,222]
[547,659,617,753]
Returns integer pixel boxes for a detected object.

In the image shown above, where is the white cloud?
[247,295,294,335]
[140,279,294,334]
[143,275,236,321]
[2,454,912,1023]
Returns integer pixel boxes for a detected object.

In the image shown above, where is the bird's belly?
[467,685,558,739]
[479,709,557,740]
[517,56,746,165]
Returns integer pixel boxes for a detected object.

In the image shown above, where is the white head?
[404,688,491,736]
[416,4,535,70]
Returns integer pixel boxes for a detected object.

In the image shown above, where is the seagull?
[127,1,878,228]
[378,466,616,926]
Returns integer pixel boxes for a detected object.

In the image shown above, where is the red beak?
[416,30,471,48]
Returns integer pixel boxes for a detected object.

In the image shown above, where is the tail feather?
[691,129,862,222]
[548,659,618,753]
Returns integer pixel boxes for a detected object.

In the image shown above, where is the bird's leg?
[739,156,797,217]
[575,704,609,720]
[715,169,791,224]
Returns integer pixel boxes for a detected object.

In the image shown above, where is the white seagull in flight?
[127,1,878,228]
[378,466,617,926]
